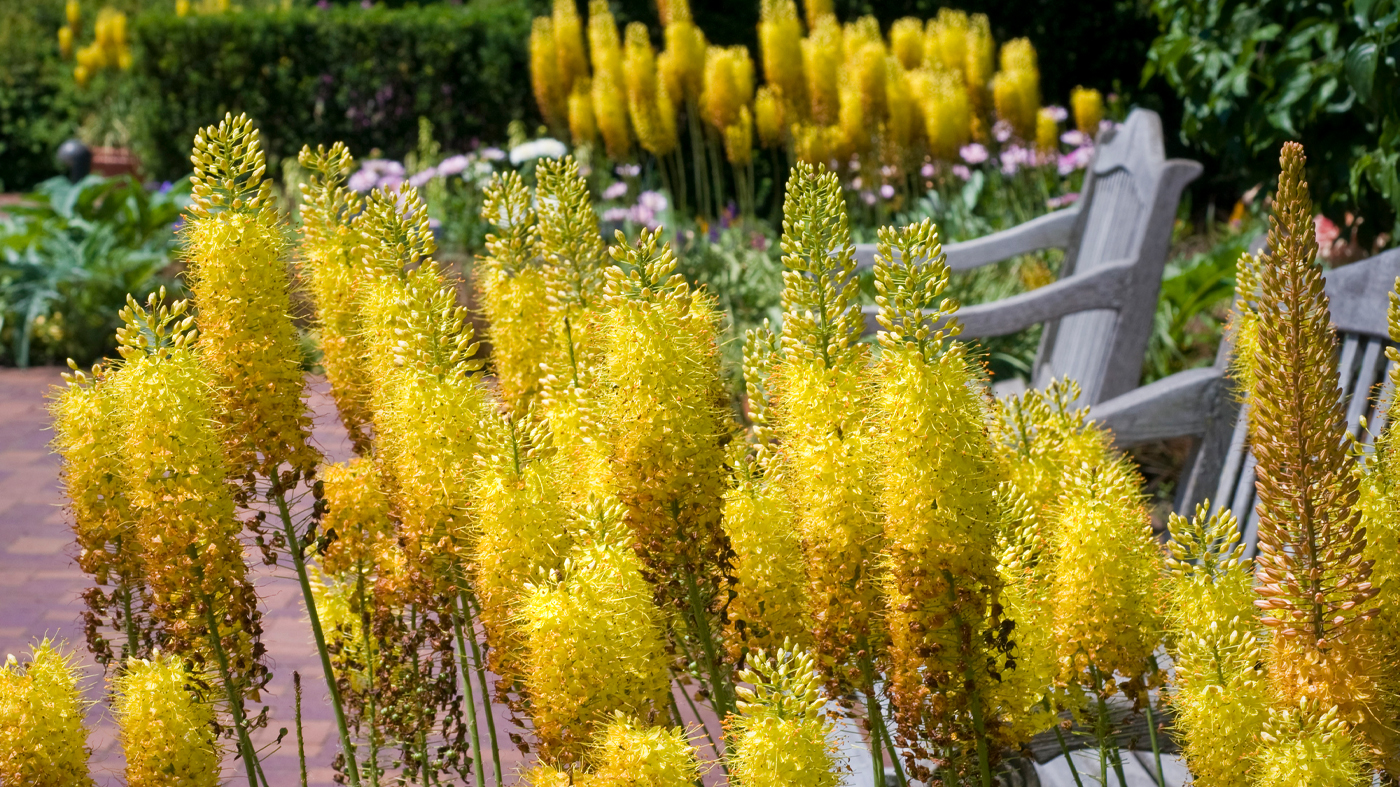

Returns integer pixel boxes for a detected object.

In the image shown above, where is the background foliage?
[1145,0,1400,238]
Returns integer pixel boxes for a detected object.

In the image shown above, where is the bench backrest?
[1032,109,1195,405]
[1182,249,1400,555]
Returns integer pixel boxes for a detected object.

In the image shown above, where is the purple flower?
[1000,145,1030,175]
[959,143,988,165]
[993,120,1013,143]
[615,163,641,177]
[408,168,437,188]
[879,184,895,200]
[437,154,470,177]
[1044,105,1068,123]
[602,181,629,200]
[920,162,936,179]
[638,190,668,213]
[348,169,379,192]
[1057,145,1094,176]
[316,0,328,8]
[952,164,971,181]
[157,181,174,194]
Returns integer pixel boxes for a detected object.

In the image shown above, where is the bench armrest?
[861,257,1134,338]
[1089,366,1226,446]
[852,208,1080,272]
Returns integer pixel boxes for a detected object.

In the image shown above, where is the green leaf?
[1346,41,1380,102]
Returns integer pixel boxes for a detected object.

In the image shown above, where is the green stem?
[121,573,138,662]
[273,488,362,787]
[675,676,729,775]
[942,569,992,787]
[1044,696,1085,787]
[875,700,907,787]
[680,564,731,719]
[357,565,380,787]
[450,588,486,787]
[1143,657,1164,787]
[408,606,437,785]
[187,545,261,787]
[294,671,309,787]
[1089,665,1129,787]
[463,592,503,787]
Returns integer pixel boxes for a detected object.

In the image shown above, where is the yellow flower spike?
[479,171,554,415]
[992,38,1040,140]
[625,22,679,158]
[701,45,755,134]
[889,17,923,70]
[754,85,787,149]
[589,1,632,161]
[992,494,1060,742]
[470,412,572,694]
[184,113,320,483]
[520,499,673,766]
[297,142,374,454]
[110,293,265,687]
[113,654,221,787]
[1036,107,1059,153]
[724,105,754,165]
[318,457,395,578]
[553,0,589,95]
[996,378,1112,519]
[772,162,882,693]
[849,38,887,131]
[1163,504,1269,787]
[759,0,806,114]
[722,463,810,662]
[963,14,995,128]
[535,156,608,464]
[1248,142,1386,754]
[931,9,969,75]
[1254,702,1370,787]
[726,645,844,787]
[66,0,80,28]
[659,18,706,104]
[884,58,919,152]
[532,16,569,133]
[58,25,74,58]
[590,713,704,787]
[835,80,865,156]
[1051,459,1162,683]
[873,220,1015,776]
[52,361,150,660]
[569,76,599,147]
[916,68,971,160]
[1070,86,1103,137]
[802,15,842,125]
[599,227,731,615]
[0,640,93,787]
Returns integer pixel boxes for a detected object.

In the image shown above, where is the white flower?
[615,163,641,177]
[509,138,568,165]
[480,147,506,161]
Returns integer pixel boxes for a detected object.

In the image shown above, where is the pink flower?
[959,143,989,164]
[1058,145,1094,176]
[879,184,895,199]
[616,163,641,177]
[1046,192,1080,210]
[861,190,877,206]
[921,162,936,178]
[436,154,470,176]
[993,120,1013,143]
[1315,214,1341,254]
[408,168,437,188]
[1060,130,1090,147]
[602,181,629,200]
[602,207,632,223]
[851,176,863,189]
[1044,105,1069,122]
[1000,145,1030,175]
[952,164,971,181]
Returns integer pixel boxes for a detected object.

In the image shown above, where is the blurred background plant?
[0,174,189,367]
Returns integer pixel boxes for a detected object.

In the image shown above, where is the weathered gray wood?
[852,208,1081,272]
[860,258,1137,337]
[1090,366,1224,445]
[854,108,1201,408]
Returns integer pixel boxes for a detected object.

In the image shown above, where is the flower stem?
[942,569,992,787]
[1043,696,1085,787]
[272,487,362,787]
[1089,665,1129,787]
[187,544,261,787]
[463,592,503,787]
[449,581,485,787]
[294,671,309,787]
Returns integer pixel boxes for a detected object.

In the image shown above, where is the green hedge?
[0,6,82,192]
[128,4,536,180]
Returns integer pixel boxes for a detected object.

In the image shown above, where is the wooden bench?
[856,108,1202,406]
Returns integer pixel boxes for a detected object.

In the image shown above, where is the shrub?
[127,4,537,180]
[1144,0,1400,239]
